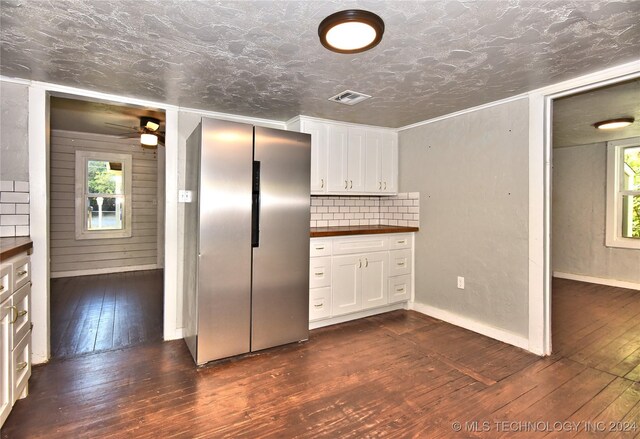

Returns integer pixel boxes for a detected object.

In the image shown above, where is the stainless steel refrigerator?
[182,117,311,365]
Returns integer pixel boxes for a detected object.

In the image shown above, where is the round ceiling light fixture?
[318,9,385,54]
[593,117,634,130]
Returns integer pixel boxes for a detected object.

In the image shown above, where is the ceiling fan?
[106,116,165,149]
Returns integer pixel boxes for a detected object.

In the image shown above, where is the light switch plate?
[178,190,193,203]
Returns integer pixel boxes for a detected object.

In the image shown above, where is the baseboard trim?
[409,302,531,352]
[51,264,159,278]
[309,302,408,330]
[553,271,640,291]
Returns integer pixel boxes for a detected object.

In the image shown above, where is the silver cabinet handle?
[397,240,406,245]
[358,259,362,268]
[17,270,27,276]
[379,181,382,190]
[345,180,348,189]
[9,306,18,324]
[316,246,324,250]
[314,272,324,276]
[0,285,4,291]
[16,361,27,371]
[365,258,369,268]
[17,310,27,318]
[350,180,353,189]
[384,182,387,190]
[396,287,405,292]
[321,178,324,189]
[397,261,405,266]
[314,303,323,308]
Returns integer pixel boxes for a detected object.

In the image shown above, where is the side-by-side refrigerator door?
[197,118,254,364]
[252,127,311,352]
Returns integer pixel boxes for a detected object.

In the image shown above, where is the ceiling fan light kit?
[140,132,158,147]
[318,9,385,54]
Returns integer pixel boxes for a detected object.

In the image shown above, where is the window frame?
[75,150,133,240]
[605,136,640,249]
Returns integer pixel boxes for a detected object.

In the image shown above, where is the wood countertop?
[0,237,33,261]
[310,225,419,238]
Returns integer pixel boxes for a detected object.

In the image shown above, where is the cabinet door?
[347,127,366,192]
[331,255,361,316]
[380,131,398,194]
[301,120,328,194]
[361,252,389,309]
[0,300,11,427]
[364,130,383,193]
[326,125,349,192]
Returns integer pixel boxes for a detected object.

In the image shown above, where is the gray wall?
[399,98,530,337]
[49,130,160,275]
[553,142,640,283]
[0,82,29,182]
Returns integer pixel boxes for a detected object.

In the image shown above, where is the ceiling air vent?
[328,90,372,106]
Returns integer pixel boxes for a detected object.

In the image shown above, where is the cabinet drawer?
[11,330,30,404]
[12,256,30,291]
[389,234,412,250]
[389,274,411,303]
[310,240,332,257]
[10,283,31,345]
[0,265,11,304]
[332,236,388,255]
[309,257,331,289]
[309,287,331,321]
[389,249,411,277]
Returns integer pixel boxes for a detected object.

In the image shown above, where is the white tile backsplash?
[0,180,30,237]
[310,192,419,228]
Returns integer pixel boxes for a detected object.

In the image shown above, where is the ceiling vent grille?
[328,90,372,105]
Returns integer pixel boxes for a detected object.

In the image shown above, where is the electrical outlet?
[178,190,193,203]
[457,276,465,289]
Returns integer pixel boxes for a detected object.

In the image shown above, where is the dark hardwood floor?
[2,278,639,437]
[50,270,163,360]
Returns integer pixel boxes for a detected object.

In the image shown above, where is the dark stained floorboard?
[2,278,639,437]
[49,270,163,360]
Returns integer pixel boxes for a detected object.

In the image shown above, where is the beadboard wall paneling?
[49,130,161,276]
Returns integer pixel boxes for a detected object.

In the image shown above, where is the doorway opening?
[550,78,640,380]
[48,96,166,360]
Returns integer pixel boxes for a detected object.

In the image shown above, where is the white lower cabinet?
[309,233,413,326]
[0,250,33,428]
[0,299,12,426]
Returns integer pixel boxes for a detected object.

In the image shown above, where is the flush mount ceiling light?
[593,117,634,130]
[318,9,385,54]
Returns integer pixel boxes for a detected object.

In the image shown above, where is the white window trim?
[75,150,133,240]
[606,136,640,249]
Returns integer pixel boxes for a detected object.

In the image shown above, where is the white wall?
[399,98,530,339]
[553,142,640,284]
[0,82,29,182]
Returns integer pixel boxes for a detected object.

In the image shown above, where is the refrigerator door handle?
[252,161,261,247]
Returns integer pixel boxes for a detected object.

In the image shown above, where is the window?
[606,137,640,249]
[75,151,132,240]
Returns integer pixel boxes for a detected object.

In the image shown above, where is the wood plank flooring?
[49,270,163,359]
[2,278,639,438]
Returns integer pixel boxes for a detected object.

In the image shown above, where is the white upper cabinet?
[294,119,328,194]
[287,116,398,195]
[326,124,349,192]
[380,131,398,194]
[347,127,366,193]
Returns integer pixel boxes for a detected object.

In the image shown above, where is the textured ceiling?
[553,79,640,147]
[2,1,640,128]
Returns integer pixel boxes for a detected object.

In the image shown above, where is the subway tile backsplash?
[0,180,30,237]
[310,192,419,228]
